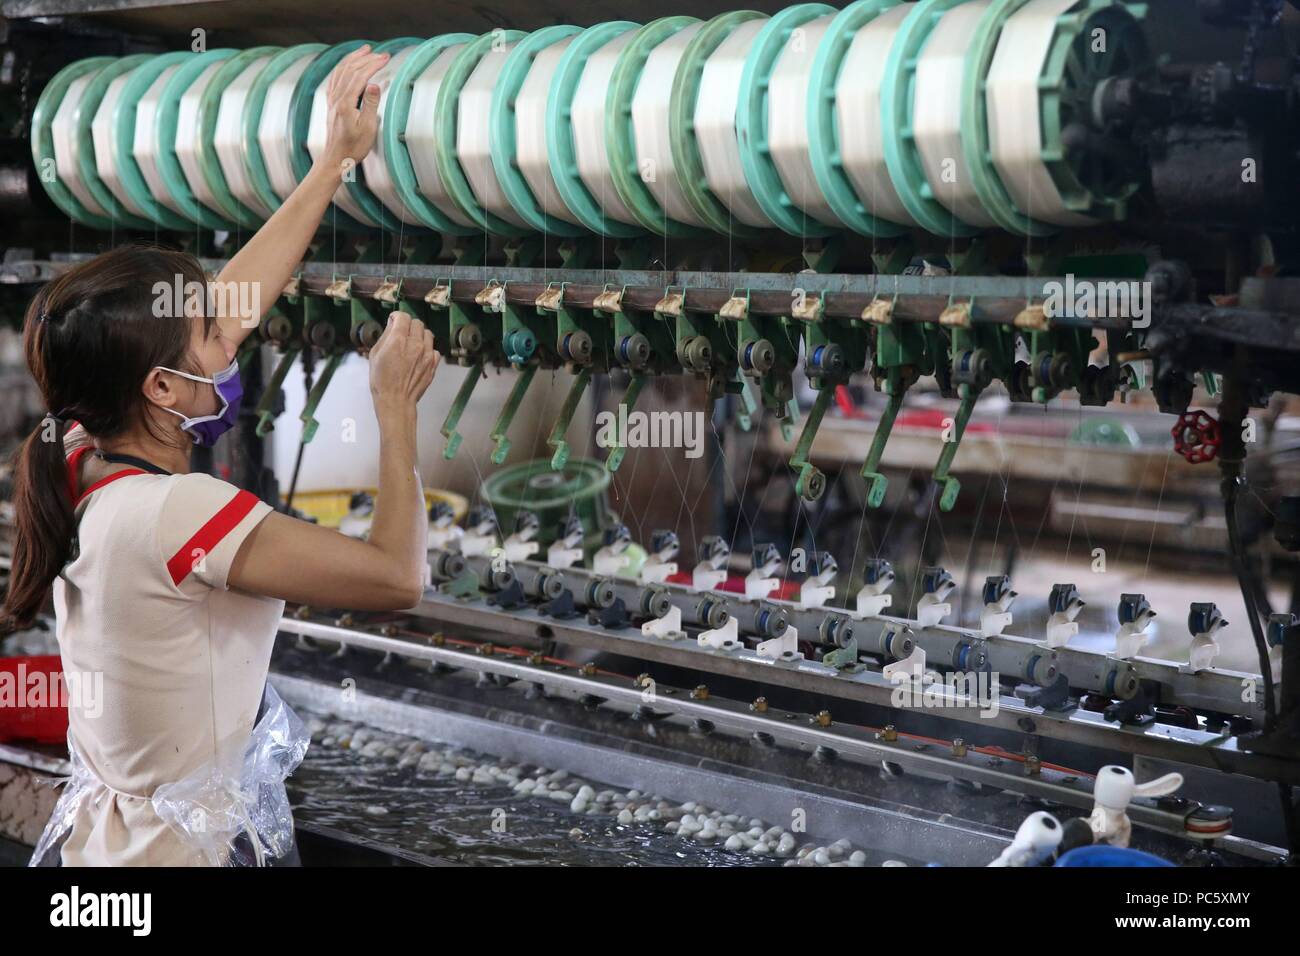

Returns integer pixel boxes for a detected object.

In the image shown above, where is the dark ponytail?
[1,243,213,634]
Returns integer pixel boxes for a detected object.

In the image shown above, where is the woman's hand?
[368,309,440,416]
[315,45,390,176]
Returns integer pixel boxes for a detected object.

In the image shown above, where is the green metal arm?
[862,369,908,509]
[604,372,647,473]
[548,366,592,470]
[488,365,537,464]
[790,385,834,501]
[931,382,979,512]
[299,352,345,444]
[254,344,303,437]
[441,362,484,460]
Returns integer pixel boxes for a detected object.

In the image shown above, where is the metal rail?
[274,614,1289,862]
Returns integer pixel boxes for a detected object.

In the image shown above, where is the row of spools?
[33,0,1144,242]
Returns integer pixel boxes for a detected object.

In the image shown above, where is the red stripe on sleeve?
[166,490,261,586]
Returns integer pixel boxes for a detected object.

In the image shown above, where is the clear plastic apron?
[29,681,309,867]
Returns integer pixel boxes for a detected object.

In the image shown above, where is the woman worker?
[0,46,439,864]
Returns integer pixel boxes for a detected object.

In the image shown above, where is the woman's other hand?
[368,310,440,415]
[315,45,390,176]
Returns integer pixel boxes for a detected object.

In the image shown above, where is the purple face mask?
[153,359,244,447]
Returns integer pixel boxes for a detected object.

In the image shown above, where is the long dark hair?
[1,243,214,634]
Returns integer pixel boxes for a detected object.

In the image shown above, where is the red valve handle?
[1171,410,1221,464]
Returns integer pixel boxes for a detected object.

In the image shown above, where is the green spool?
[960,0,1057,236]
[667,10,768,239]
[605,16,705,238]
[196,46,280,230]
[806,0,908,238]
[155,48,240,232]
[383,33,481,236]
[880,0,980,237]
[545,21,645,239]
[112,52,198,229]
[1037,0,1148,222]
[735,3,836,239]
[243,44,326,219]
[482,457,618,551]
[488,25,586,237]
[72,55,158,230]
[30,57,122,230]
[288,40,395,234]
[433,31,532,239]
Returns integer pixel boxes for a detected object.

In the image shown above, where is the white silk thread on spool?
[570,29,640,227]
[258,49,316,204]
[457,41,530,229]
[629,22,707,228]
[767,13,844,228]
[175,60,224,215]
[405,43,477,229]
[52,71,109,218]
[912,0,997,227]
[986,0,1095,226]
[134,64,185,216]
[92,69,148,218]
[215,54,274,219]
[363,45,421,225]
[693,18,774,229]
[515,35,583,226]
[835,3,917,228]
[308,73,380,225]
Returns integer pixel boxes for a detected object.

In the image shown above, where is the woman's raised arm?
[226,310,440,610]
[214,45,391,347]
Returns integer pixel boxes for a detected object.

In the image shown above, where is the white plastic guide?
[1045,596,1083,648]
[546,539,584,570]
[757,624,802,661]
[698,615,740,649]
[917,587,954,628]
[500,528,539,564]
[639,548,679,585]
[1114,608,1156,659]
[799,566,836,609]
[882,643,927,683]
[642,604,685,640]
[459,528,498,559]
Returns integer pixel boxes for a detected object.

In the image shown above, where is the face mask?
[153,359,243,447]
